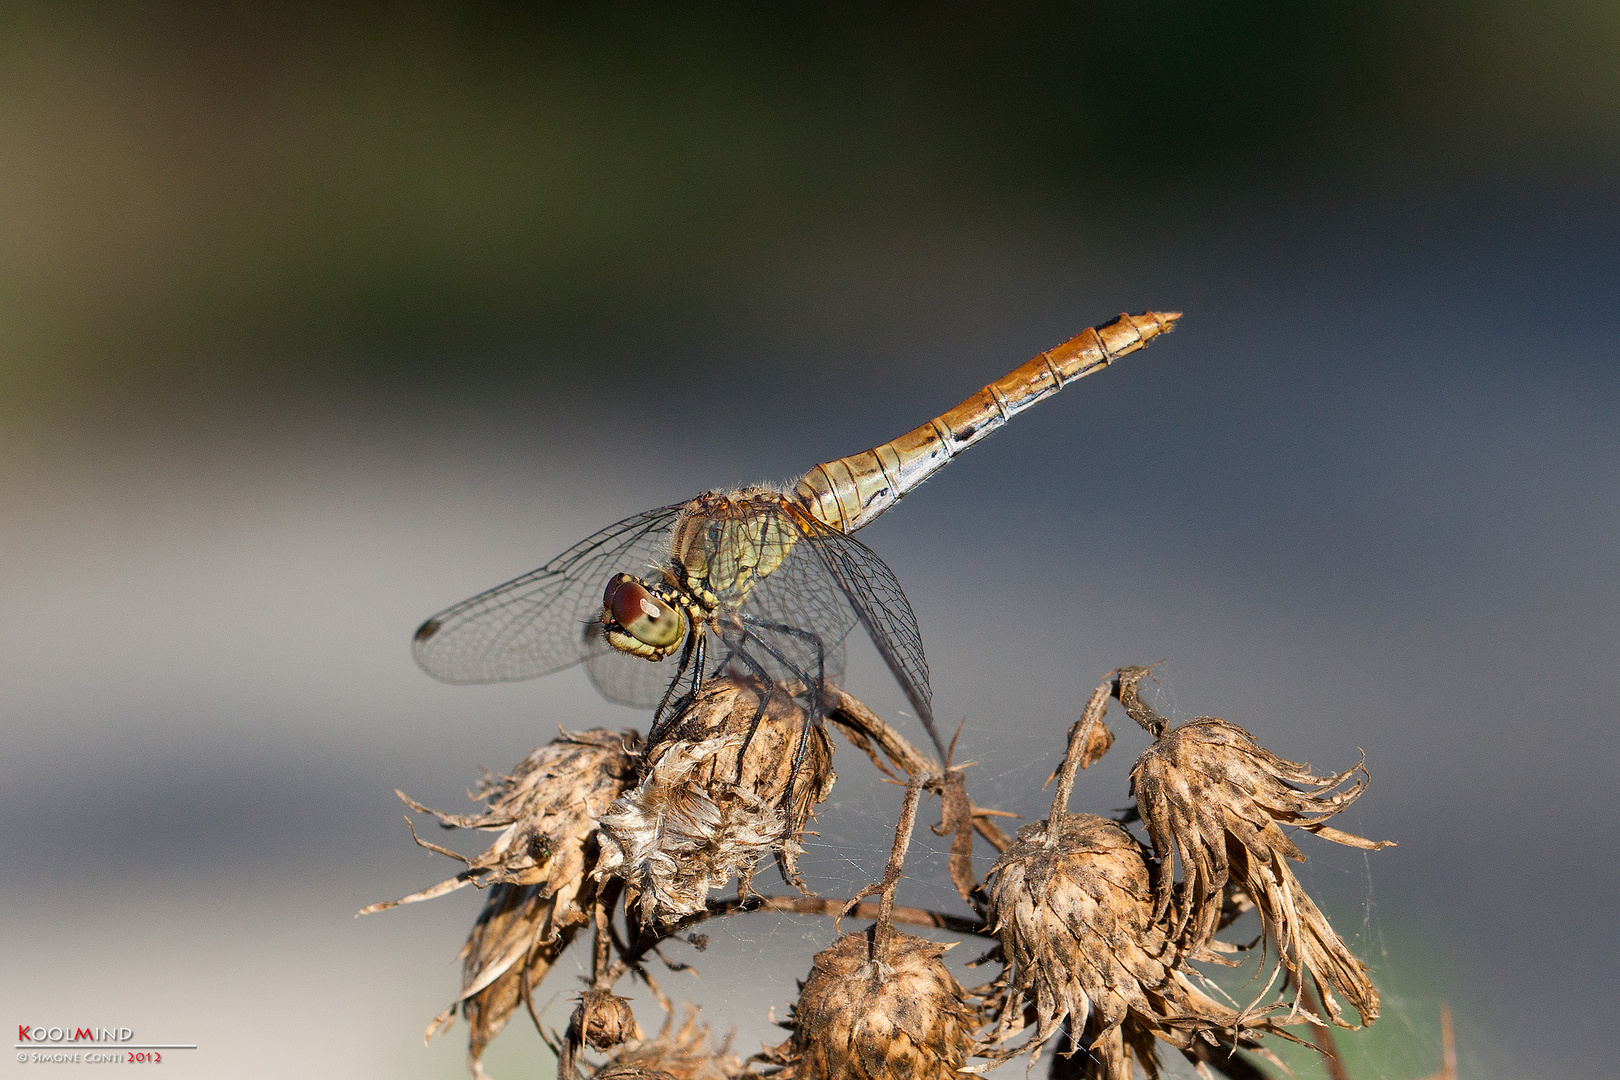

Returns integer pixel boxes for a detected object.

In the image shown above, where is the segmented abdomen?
[794,310,1181,532]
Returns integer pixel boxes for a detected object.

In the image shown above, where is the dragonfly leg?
[651,634,709,744]
[736,617,829,809]
[649,630,698,740]
[721,638,778,780]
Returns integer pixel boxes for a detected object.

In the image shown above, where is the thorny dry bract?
[1121,666,1396,1028]
[358,728,640,1079]
[367,669,1419,1080]
[593,677,836,928]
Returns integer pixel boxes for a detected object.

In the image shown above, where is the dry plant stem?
[846,774,929,947]
[827,685,1014,853]
[1047,677,1113,830]
[1418,1003,1456,1080]
[1114,666,1167,735]
[1300,978,1351,1080]
[728,895,987,935]
[593,895,614,988]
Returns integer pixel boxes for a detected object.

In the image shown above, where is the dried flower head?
[359,728,641,1077]
[573,990,645,1052]
[595,677,835,926]
[763,928,976,1080]
[1129,715,1394,1026]
[593,1066,679,1080]
[981,813,1295,1078]
[603,1006,742,1080]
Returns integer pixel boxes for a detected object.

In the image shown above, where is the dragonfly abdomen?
[795,310,1181,532]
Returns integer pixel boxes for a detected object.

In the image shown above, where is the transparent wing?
[412,502,687,684]
[797,515,943,758]
[697,500,852,696]
[582,620,690,709]
[729,566,851,691]
[685,498,932,753]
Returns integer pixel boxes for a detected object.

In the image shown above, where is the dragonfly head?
[602,573,688,660]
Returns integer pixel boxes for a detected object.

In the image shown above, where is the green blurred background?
[5,2,1617,406]
[4,5,1618,1080]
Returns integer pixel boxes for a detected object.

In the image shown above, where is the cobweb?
[461,659,1456,1080]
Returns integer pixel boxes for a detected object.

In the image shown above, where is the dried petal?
[574,990,644,1051]
[362,728,641,1078]
[596,678,835,926]
[605,1006,742,1080]
[1130,717,1394,1026]
[456,885,577,1078]
[769,929,976,1080]
[981,814,1297,1077]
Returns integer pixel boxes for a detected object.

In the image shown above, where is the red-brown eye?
[605,573,630,613]
[604,574,684,649]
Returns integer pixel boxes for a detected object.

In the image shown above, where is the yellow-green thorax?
[672,489,805,609]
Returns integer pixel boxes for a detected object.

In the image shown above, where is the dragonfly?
[414,310,1180,779]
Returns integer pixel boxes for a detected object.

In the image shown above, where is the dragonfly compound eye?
[604,574,686,652]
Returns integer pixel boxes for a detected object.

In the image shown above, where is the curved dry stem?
[827,684,1014,853]
[842,773,929,956]
[1047,677,1114,835]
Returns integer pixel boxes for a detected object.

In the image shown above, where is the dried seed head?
[770,929,976,1080]
[573,990,644,1052]
[593,1066,679,1080]
[365,727,641,926]
[983,814,1170,1058]
[1129,718,1394,1026]
[595,678,835,926]
[981,814,1296,1077]
[605,1006,742,1080]
[360,729,641,1078]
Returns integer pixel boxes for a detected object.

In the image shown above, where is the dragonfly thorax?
[670,489,805,610]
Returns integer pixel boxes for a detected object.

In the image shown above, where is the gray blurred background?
[2,4,1616,1079]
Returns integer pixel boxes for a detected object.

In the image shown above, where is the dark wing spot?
[414,618,442,643]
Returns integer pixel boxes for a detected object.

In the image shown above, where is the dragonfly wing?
[711,502,853,695]
[412,502,687,685]
[582,622,688,709]
[799,517,943,759]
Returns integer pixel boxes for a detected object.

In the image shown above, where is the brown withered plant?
[1121,667,1395,1028]
[370,666,1408,1080]
[595,1006,743,1080]
[757,777,979,1080]
[978,680,1306,1079]
[360,728,640,1078]
[593,677,836,928]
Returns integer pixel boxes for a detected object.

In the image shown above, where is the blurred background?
[3,3,1617,1078]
